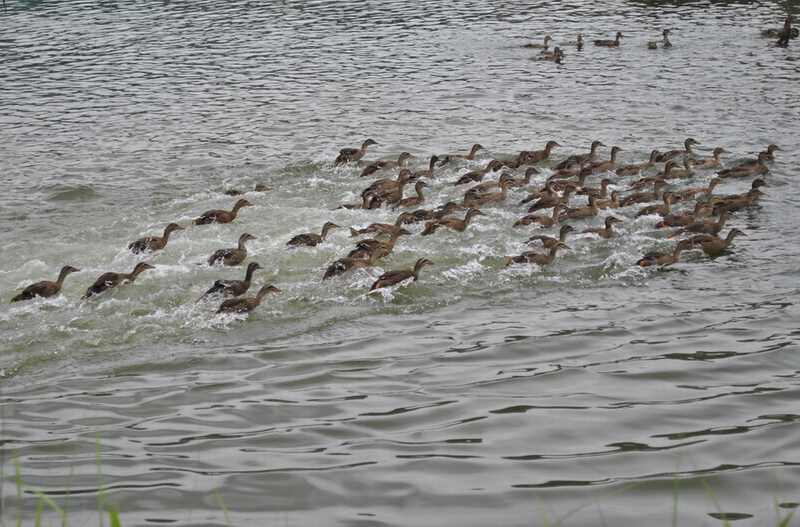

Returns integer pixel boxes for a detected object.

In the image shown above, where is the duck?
[375,175,415,207]
[334,138,378,166]
[674,177,726,202]
[10,265,81,302]
[563,35,584,48]
[777,15,796,46]
[739,145,780,166]
[505,168,539,188]
[620,180,669,207]
[517,140,562,165]
[717,152,771,179]
[365,169,413,195]
[712,188,765,215]
[555,140,605,171]
[656,138,700,162]
[469,172,514,194]
[589,146,622,173]
[577,177,614,197]
[718,178,770,200]
[196,262,263,303]
[527,184,578,213]
[526,224,575,248]
[668,158,696,179]
[615,149,660,177]
[513,203,567,228]
[505,242,569,267]
[286,222,339,247]
[691,147,730,170]
[656,201,714,229]
[347,228,412,260]
[337,189,379,211]
[463,180,515,207]
[350,212,415,238]
[128,223,184,254]
[370,258,434,292]
[405,201,464,224]
[192,199,252,226]
[563,194,602,220]
[581,216,623,239]
[359,152,415,177]
[636,240,696,267]
[631,161,680,189]
[537,47,565,62]
[549,168,593,192]
[594,31,623,47]
[439,144,484,166]
[82,262,154,299]
[216,284,282,315]
[323,246,391,280]
[635,191,676,218]
[224,184,271,196]
[392,180,428,210]
[520,180,558,205]
[667,211,737,238]
[420,208,485,236]
[647,29,672,49]
[412,155,439,179]
[595,190,621,210]
[207,233,257,267]
[523,35,553,49]
[454,159,504,186]
[687,228,747,255]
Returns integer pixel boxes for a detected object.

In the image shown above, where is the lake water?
[2,1,799,526]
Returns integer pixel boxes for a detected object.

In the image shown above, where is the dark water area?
[2,1,800,526]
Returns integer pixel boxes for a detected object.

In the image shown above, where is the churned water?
[1,1,799,526]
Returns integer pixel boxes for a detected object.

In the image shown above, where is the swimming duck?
[595,190,621,210]
[717,152,771,178]
[647,29,672,49]
[687,228,747,255]
[514,203,567,228]
[636,240,696,267]
[334,139,378,166]
[505,242,569,268]
[337,189,378,211]
[620,180,669,207]
[631,161,679,189]
[667,211,737,238]
[589,146,622,173]
[635,191,676,218]
[192,199,252,226]
[527,184,578,213]
[537,47,565,62]
[718,178,770,200]
[563,35,584,48]
[739,145,780,167]
[196,262,262,302]
[777,16,796,46]
[668,158,696,179]
[549,168,593,192]
[526,224,575,248]
[207,233,257,267]
[656,138,700,162]
[360,152,415,177]
[581,216,622,239]
[464,180,515,207]
[82,262,154,299]
[577,177,614,197]
[286,222,340,247]
[10,265,81,302]
[412,155,439,179]
[674,177,726,202]
[453,160,504,186]
[439,144,484,166]
[615,149,660,177]
[594,31,623,47]
[370,258,434,292]
[224,184,271,196]
[712,188,765,215]
[524,35,553,49]
[520,180,558,205]
[555,141,605,171]
[517,140,562,165]
[691,147,730,170]
[405,201,464,224]
[375,175,415,207]
[350,212,415,238]
[323,246,391,280]
[656,201,713,229]
[392,180,429,210]
[128,223,184,254]
[216,284,282,315]
[420,208,485,236]
[347,228,412,260]
[563,194,602,220]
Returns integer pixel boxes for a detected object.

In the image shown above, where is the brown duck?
[718,152,771,179]
[513,203,567,228]
[286,222,339,247]
[129,223,184,254]
[82,262,154,299]
[582,216,623,239]
[347,228,412,260]
[674,177,726,202]
[216,284,282,315]
[370,258,434,292]
[454,159,503,186]
[635,191,676,218]
[196,262,262,303]
[656,138,700,162]
[406,201,464,224]
[192,199,252,226]
[688,228,747,255]
[526,224,575,248]
[350,212,415,238]
[555,140,604,170]
[615,149,660,177]
[11,266,80,302]
[392,181,428,210]
[523,35,553,49]
[464,180,515,207]
[594,31,623,47]
[691,147,730,170]
[505,242,569,267]
[439,144,484,165]
[323,246,391,280]
[360,152,415,177]
[412,155,439,179]
[420,208,485,236]
[563,194,602,220]
[334,139,378,166]
[207,233,257,267]
[667,211,737,238]
[636,240,696,267]
[656,201,713,229]
[517,140,561,165]
[527,184,578,213]
[224,184,270,196]
[620,180,668,207]
[712,188,765,215]
[589,146,622,173]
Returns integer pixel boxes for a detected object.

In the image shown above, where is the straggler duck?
[656,138,700,162]
[656,201,713,228]
[526,224,575,248]
[216,284,281,315]
[412,155,439,179]
[616,149,660,177]
[347,228,412,260]
[192,199,252,226]
[688,228,747,255]
[350,212,415,238]
[392,180,429,210]
[581,216,623,239]
[196,262,262,303]
[360,152,415,177]
[505,242,569,268]
[647,29,672,49]
[370,258,434,292]
[777,16,796,46]
[674,177,726,202]
[224,184,270,196]
[286,222,339,247]
[129,223,184,254]
[668,211,737,238]
[636,191,676,218]
[334,139,378,166]
[691,147,730,170]
[420,208,485,236]
[323,246,391,281]
[594,31,623,47]
[717,152,771,178]
[555,140,604,170]
[10,266,80,302]
[439,144,484,166]
[712,189,765,215]
[82,262,154,299]
[514,203,566,228]
[517,140,561,165]
[207,233,257,267]
[454,160,504,186]
[589,146,621,173]
[636,240,696,267]
[524,35,553,49]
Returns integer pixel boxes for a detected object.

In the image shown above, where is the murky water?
[2,1,799,526]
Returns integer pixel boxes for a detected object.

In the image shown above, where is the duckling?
[286,222,339,247]
[688,227,747,254]
[334,139,378,166]
[656,201,713,229]
[128,223,184,254]
[717,152,771,179]
[620,180,669,207]
[594,31,623,47]
[82,262,154,299]
[350,212,415,238]
[10,266,81,302]
[635,191,676,218]
[216,284,282,315]
[667,211,737,238]
[412,155,439,179]
[589,146,622,173]
[392,180,429,210]
[224,184,271,196]
[439,144,484,166]
[453,159,503,186]
[523,35,553,49]
[526,224,575,248]
[370,258,434,292]
[636,240,696,267]
[581,216,622,239]
[777,15,796,47]
[505,242,569,267]
[323,246,391,280]
[615,149,660,177]
[360,152,415,177]
[192,199,252,226]
[712,188,765,215]
[517,140,562,165]
[691,147,730,170]
[420,208,485,236]
[656,138,699,162]
[207,233,257,267]
[347,228,412,260]
[674,177,726,202]
[514,203,567,229]
[196,262,263,303]
[647,29,672,49]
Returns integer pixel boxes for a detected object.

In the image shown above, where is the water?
[2,1,800,525]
